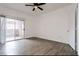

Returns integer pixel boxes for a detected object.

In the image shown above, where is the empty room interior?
[0,3,79,56]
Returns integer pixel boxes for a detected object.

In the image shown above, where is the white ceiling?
[0,3,73,16]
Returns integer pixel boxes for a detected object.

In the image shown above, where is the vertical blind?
[0,16,24,44]
[0,16,6,44]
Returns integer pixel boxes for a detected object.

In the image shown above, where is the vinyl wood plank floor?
[0,37,77,56]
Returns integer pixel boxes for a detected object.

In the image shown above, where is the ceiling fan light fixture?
[25,3,46,11]
[34,6,37,9]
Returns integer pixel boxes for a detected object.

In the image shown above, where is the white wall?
[32,4,76,50]
[77,4,79,55]
[67,4,76,50]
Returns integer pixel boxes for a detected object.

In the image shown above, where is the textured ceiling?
[0,3,73,16]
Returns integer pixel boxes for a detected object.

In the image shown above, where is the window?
[0,16,25,43]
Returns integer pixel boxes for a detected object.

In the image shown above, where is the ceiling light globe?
[35,6,37,9]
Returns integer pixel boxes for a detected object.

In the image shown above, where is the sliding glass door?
[14,20,24,39]
[0,17,6,44]
[6,18,15,41]
[0,16,24,43]
[6,18,24,41]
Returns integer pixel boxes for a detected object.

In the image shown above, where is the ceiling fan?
[25,3,46,11]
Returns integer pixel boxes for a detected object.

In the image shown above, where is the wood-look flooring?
[0,37,77,56]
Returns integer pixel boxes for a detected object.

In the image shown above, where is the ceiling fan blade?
[32,8,35,11]
[25,4,34,6]
[38,7,43,11]
[33,3,39,5]
[38,3,46,6]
